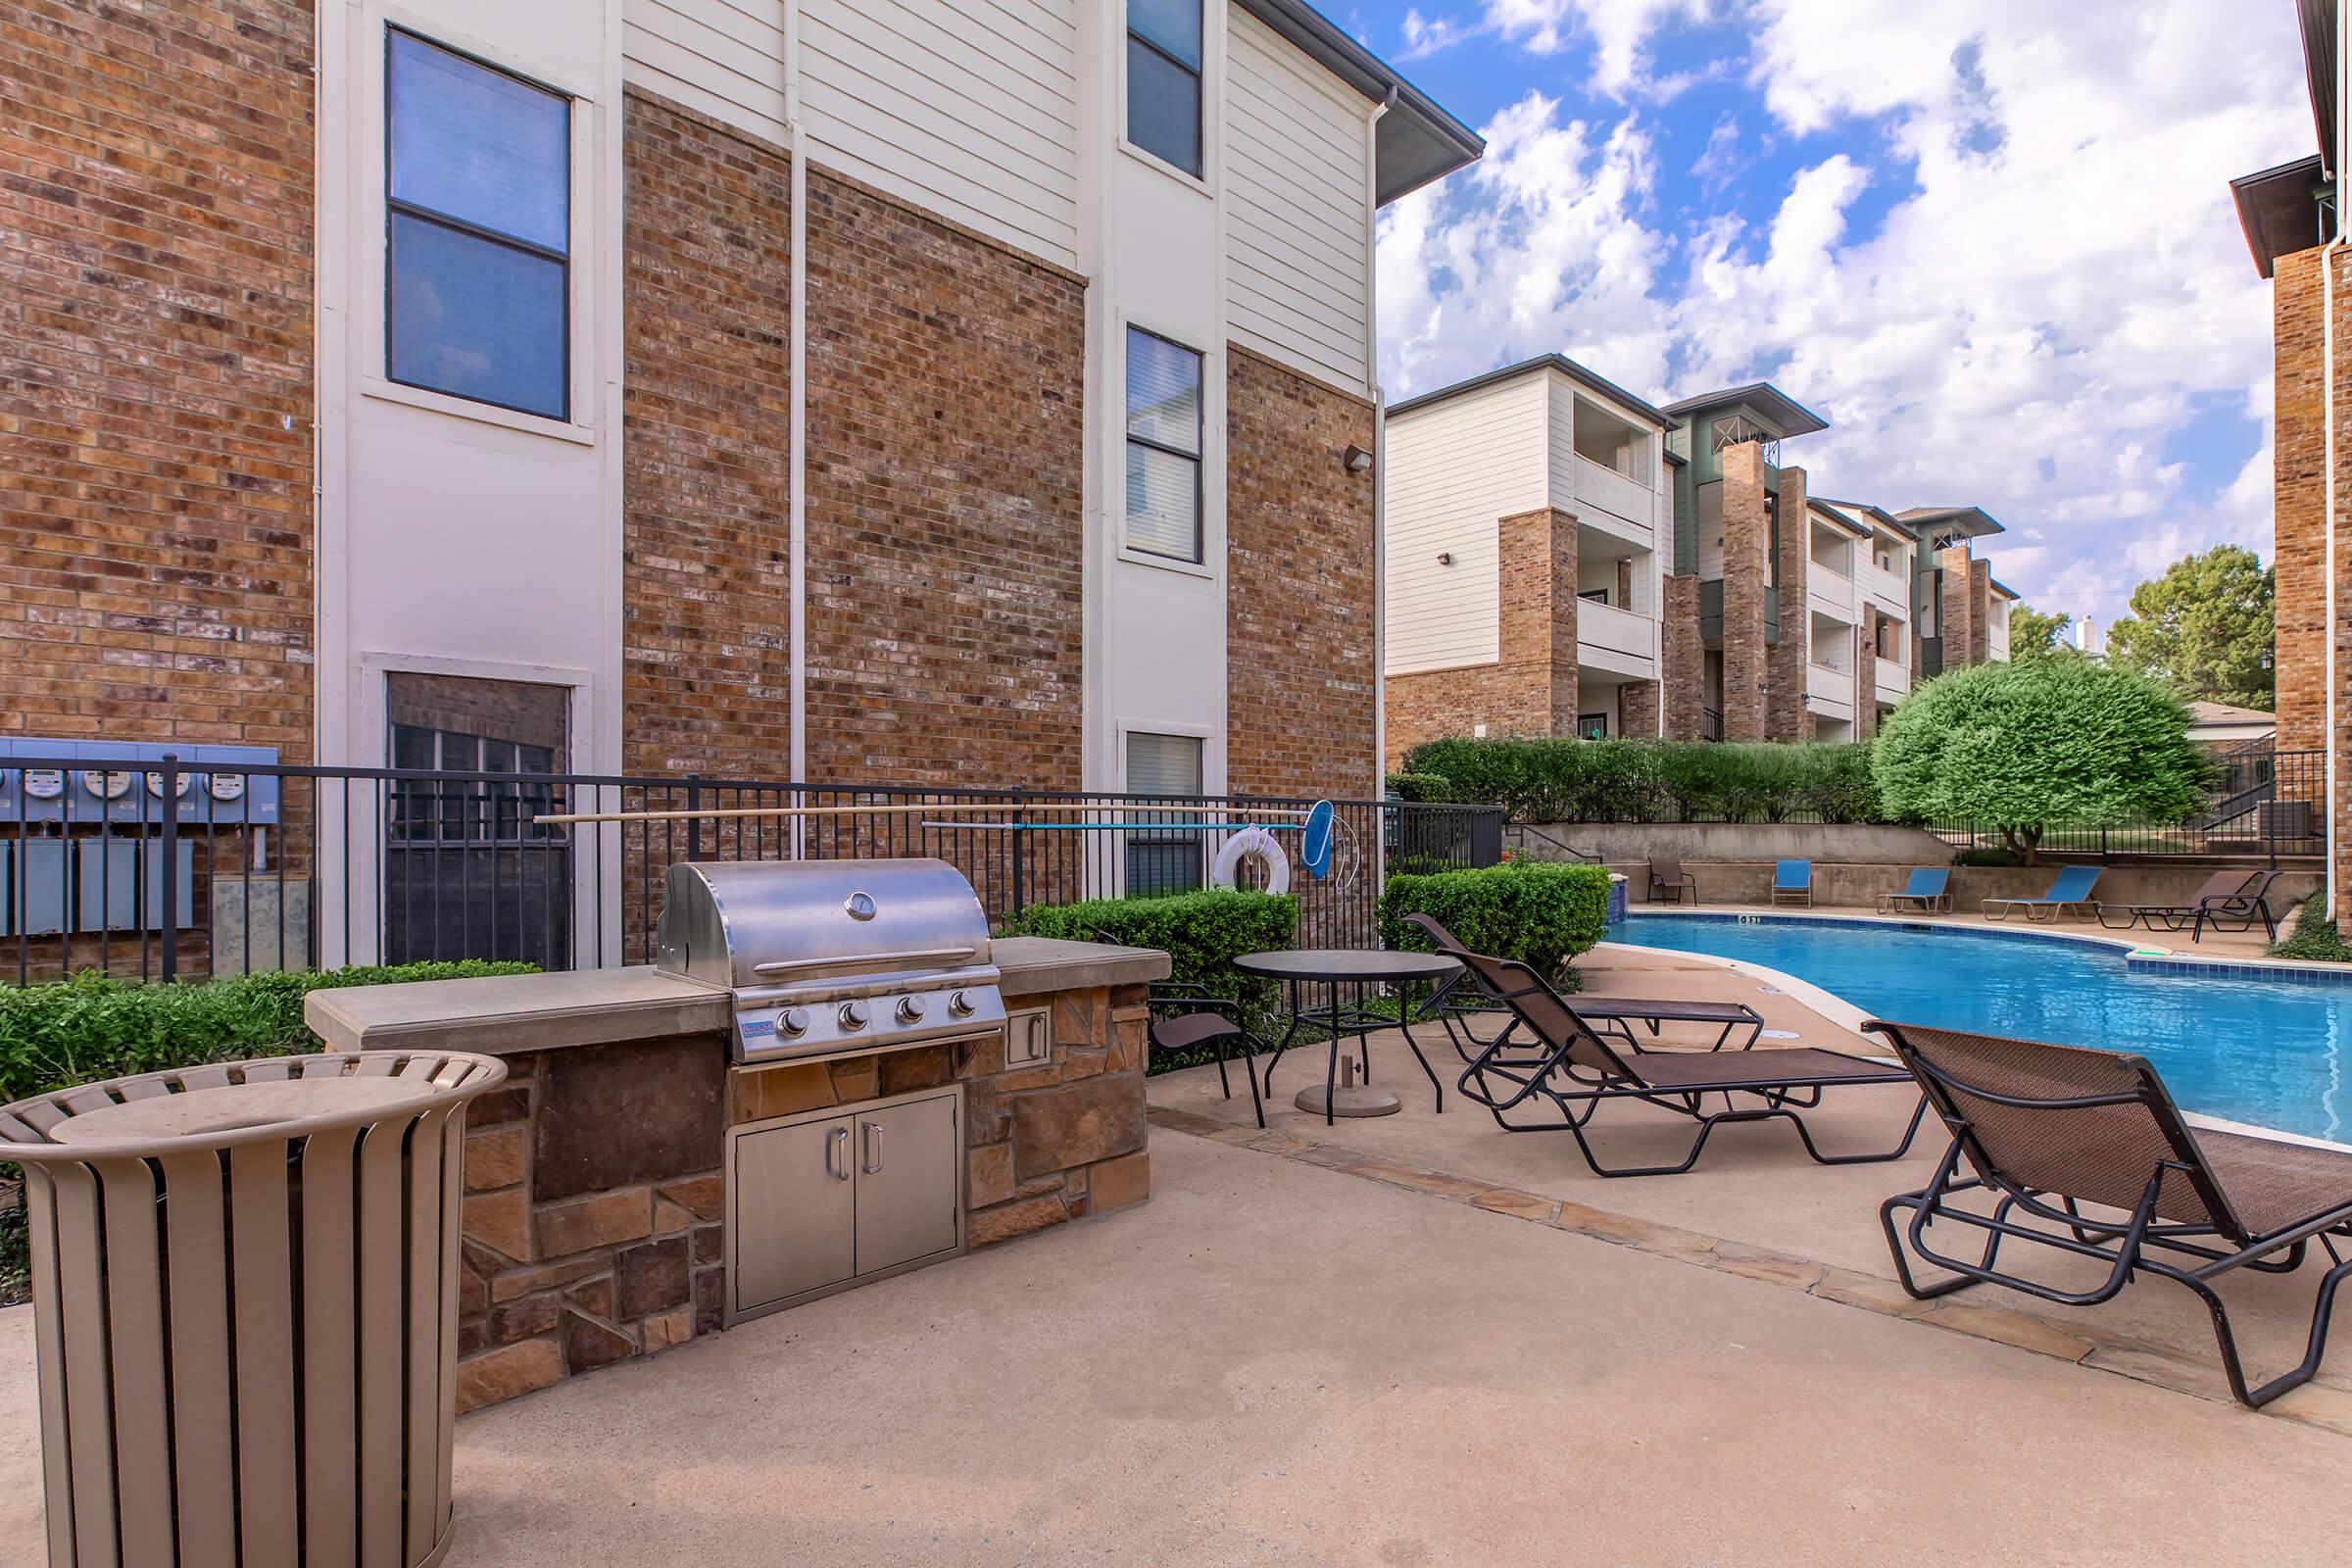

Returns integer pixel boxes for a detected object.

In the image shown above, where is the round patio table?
[1236,949,1460,1124]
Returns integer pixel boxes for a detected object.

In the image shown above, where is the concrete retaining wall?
[1516,821,1953,863]
[1606,859,2320,920]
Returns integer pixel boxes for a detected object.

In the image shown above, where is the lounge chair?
[1876,867,1951,914]
[1647,856,1698,906]
[1422,966,1765,1058]
[1405,914,1926,1177]
[1771,859,1812,906]
[1981,864,2102,923]
[2093,870,2271,942]
[1869,1020,2352,1408]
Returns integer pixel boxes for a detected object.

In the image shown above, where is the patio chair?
[1875,867,1952,914]
[2092,869,2266,941]
[1420,965,1765,1060]
[1771,859,1812,906]
[1980,864,2102,923]
[1647,856,1698,905]
[2195,869,2282,943]
[1146,983,1270,1129]
[1404,914,1926,1178]
[1868,1020,2352,1408]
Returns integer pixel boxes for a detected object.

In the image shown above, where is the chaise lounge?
[1981,864,2102,923]
[1870,1019,2352,1408]
[2094,869,2280,943]
[1876,866,1952,914]
[1406,914,1926,1177]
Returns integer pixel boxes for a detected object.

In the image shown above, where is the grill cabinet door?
[853,1093,959,1277]
[733,1115,857,1314]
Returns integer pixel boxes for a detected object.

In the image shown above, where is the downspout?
[1367,86,1395,802]
[786,0,808,854]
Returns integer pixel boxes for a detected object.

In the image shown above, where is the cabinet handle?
[828,1125,850,1181]
[860,1121,883,1174]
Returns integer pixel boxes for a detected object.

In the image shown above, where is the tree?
[1873,660,2209,863]
[2104,545,2275,709]
[2008,603,2075,662]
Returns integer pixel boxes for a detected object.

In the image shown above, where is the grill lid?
[655,858,995,995]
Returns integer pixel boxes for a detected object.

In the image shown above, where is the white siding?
[1544,372,1577,508]
[1223,6,1372,391]
[1382,372,1549,675]
[620,0,1082,270]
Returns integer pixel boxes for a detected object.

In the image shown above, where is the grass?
[2270,893,2352,962]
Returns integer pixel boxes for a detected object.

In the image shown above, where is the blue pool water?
[1609,913,2352,1142]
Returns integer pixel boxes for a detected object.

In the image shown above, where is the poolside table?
[1238,949,1459,1124]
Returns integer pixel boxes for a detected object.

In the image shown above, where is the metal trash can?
[0,1049,508,1568]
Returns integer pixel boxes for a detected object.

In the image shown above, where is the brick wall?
[1938,547,1978,669]
[1660,574,1703,739]
[1718,444,1770,739]
[1617,680,1659,738]
[1766,466,1813,741]
[1855,606,1880,740]
[620,90,1087,793]
[1227,346,1377,799]
[1967,559,1992,664]
[2275,247,2325,756]
[0,0,315,754]
[1383,508,1576,766]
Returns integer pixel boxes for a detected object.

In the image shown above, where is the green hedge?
[2271,895,2352,962]
[1385,771,1454,803]
[1006,889,1299,1012]
[1379,860,1611,985]
[0,959,537,1108]
[1397,736,1884,825]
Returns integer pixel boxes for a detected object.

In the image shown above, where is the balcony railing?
[1572,455,1654,537]
[1576,598,1657,672]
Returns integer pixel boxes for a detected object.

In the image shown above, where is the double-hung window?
[1125,327,1203,564]
[385,30,572,420]
[1126,0,1202,176]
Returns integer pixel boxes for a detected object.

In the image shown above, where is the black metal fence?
[0,754,1502,985]
[1921,748,2327,861]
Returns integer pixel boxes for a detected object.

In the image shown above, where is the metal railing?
[1921,748,2326,862]
[0,755,1503,985]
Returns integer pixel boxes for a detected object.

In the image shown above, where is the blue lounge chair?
[1771,859,1812,906]
[1876,867,1951,914]
[1981,864,2102,923]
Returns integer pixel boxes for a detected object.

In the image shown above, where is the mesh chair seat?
[1622,1046,1902,1091]
[1153,1012,1246,1053]
[2197,1129,2352,1239]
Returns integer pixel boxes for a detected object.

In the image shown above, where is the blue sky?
[1343,0,2312,629]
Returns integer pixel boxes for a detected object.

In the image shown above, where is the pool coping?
[1593,934,2352,1155]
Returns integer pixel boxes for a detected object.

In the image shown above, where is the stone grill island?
[305,937,1166,1410]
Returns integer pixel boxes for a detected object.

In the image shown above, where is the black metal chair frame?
[1404,915,1926,1178]
[1647,862,1699,906]
[2092,871,2277,943]
[1420,967,1764,1063]
[1146,981,1270,1129]
[1867,1019,2352,1408]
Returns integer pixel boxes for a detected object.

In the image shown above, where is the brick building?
[2230,0,2346,909]
[5,0,1479,956]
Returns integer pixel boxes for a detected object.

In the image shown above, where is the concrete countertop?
[304,940,1167,1056]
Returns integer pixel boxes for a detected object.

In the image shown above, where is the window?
[1124,730,1203,895]
[1577,713,1610,740]
[1578,588,1610,606]
[386,30,571,419]
[1125,327,1203,563]
[1126,0,1201,175]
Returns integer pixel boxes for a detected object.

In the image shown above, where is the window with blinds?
[1124,327,1203,563]
[1124,731,1203,895]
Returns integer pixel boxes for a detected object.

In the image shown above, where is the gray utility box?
[725,1083,962,1325]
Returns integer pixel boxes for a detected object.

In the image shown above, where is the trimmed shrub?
[0,959,537,1108]
[2271,894,2352,962]
[1006,889,1299,1012]
[1397,735,1883,825]
[1379,859,1611,985]
[1385,771,1454,803]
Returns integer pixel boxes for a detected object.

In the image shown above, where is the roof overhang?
[1988,577,2022,601]
[1237,0,1484,206]
[1811,496,1902,531]
[1896,506,2005,544]
[2230,155,2328,278]
[1388,353,1673,427]
[1804,500,1872,540]
[1658,382,1830,439]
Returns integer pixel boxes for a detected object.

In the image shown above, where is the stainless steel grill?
[655,858,1005,1063]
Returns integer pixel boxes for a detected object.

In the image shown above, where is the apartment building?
[3,1,1479,857]
[1895,508,2013,677]
[1805,498,1918,739]
[1379,356,1675,763]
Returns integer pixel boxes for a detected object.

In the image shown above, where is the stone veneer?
[1855,606,1881,741]
[1659,574,1704,741]
[1717,444,1772,740]
[1765,466,1813,742]
[2273,246,2325,758]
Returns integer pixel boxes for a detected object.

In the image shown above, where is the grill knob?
[778,1008,810,1038]
[896,995,927,1024]
[949,990,976,1017]
[838,1001,870,1031]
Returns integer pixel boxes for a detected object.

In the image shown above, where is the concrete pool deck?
[1150,942,2352,1429]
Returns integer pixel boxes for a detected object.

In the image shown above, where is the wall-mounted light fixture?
[1343,444,1373,473]
[1436,551,1453,566]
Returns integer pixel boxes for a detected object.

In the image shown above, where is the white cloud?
[1378,0,2310,622]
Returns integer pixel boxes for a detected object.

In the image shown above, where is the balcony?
[1807,573,1857,623]
[1577,598,1657,679]
[1860,560,1908,616]
[1805,661,1854,719]
[1573,455,1654,543]
[1875,655,1909,702]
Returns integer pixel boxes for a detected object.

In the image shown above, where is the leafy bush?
[1397,736,1884,825]
[1951,846,2021,867]
[1385,771,1454,803]
[2270,894,2352,962]
[1006,889,1299,1012]
[1379,860,1611,985]
[1874,660,2213,863]
[0,959,536,1108]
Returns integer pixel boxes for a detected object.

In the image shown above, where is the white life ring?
[1209,825,1290,895]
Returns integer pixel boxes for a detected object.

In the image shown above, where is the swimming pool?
[1610,912,2352,1142]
